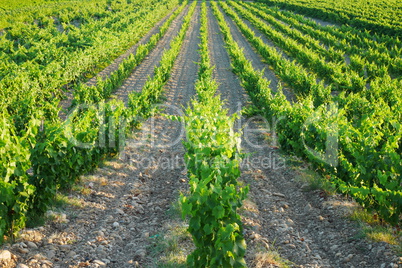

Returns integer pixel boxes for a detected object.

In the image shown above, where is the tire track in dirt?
[207,2,397,268]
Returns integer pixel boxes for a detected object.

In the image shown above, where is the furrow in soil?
[111,4,189,104]
[207,3,395,268]
[207,4,249,115]
[58,7,178,114]
[5,4,201,268]
[103,5,201,267]
[85,9,176,87]
[218,4,285,94]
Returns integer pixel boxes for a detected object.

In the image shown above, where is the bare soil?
[113,5,190,103]
[0,4,200,268]
[208,3,400,268]
[58,6,180,114]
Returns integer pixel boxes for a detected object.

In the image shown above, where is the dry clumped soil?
[1,2,401,268]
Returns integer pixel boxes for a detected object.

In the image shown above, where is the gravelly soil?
[58,5,181,115]
[208,3,400,268]
[1,2,401,268]
[0,3,200,268]
[113,5,190,104]
[85,8,176,88]
[218,4,290,96]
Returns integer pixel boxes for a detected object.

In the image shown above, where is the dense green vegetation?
[0,0,183,242]
[1,0,401,250]
[180,2,248,266]
[220,0,401,224]
[0,0,179,133]
[254,0,402,36]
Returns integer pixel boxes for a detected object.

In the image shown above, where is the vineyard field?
[0,0,401,267]
[254,0,402,36]
[0,0,109,30]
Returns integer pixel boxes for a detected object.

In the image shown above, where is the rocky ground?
[1,2,401,268]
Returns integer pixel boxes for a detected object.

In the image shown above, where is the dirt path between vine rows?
[85,8,176,88]
[217,3,294,101]
[58,4,183,117]
[207,3,400,268]
[0,4,200,268]
[112,5,190,104]
[1,2,401,268]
